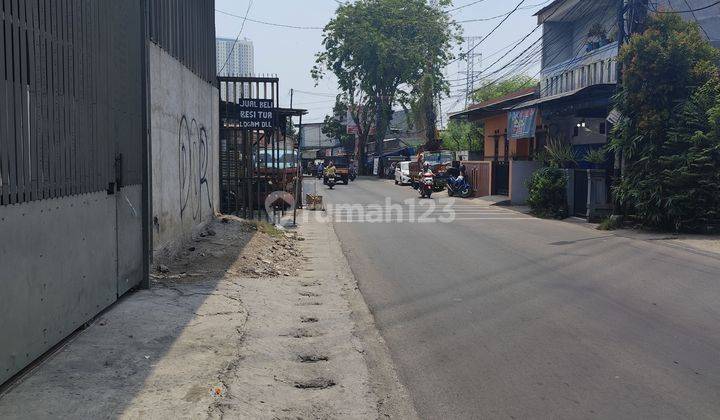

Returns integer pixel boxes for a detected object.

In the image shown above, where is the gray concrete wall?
[543,23,573,68]
[661,0,720,47]
[149,43,220,258]
[570,2,616,55]
[509,161,544,205]
[550,116,608,146]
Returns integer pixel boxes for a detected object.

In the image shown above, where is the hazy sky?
[214,0,549,124]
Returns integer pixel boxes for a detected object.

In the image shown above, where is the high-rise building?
[216,37,254,76]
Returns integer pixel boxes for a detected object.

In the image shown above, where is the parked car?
[395,161,411,185]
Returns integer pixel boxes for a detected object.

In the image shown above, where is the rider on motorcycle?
[422,162,433,176]
[324,161,337,182]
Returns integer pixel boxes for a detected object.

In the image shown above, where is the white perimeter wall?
[510,161,543,205]
[149,43,220,258]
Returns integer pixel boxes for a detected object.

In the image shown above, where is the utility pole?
[611,0,627,218]
[459,36,483,109]
[375,94,383,177]
[612,0,648,218]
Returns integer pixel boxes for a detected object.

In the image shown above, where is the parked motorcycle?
[447,175,473,198]
[325,175,337,190]
[418,171,434,199]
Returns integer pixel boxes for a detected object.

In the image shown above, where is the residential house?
[516,0,719,159]
[448,88,542,199]
[506,0,720,216]
[449,87,540,161]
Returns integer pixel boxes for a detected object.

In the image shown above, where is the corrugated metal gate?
[1,0,145,384]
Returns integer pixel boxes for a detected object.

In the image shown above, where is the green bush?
[611,14,720,232]
[526,168,569,219]
[597,216,622,231]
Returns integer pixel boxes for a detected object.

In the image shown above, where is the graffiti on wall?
[179,115,214,221]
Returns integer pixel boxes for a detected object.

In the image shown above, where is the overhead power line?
[446,0,491,13]
[293,90,341,98]
[218,0,254,76]
[653,0,720,13]
[455,0,552,23]
[446,0,589,85]
[216,8,324,30]
[446,0,595,107]
[682,0,711,38]
[449,0,530,65]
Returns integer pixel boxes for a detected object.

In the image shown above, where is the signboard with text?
[508,107,537,140]
[234,99,275,129]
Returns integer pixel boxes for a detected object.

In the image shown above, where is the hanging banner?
[508,107,537,140]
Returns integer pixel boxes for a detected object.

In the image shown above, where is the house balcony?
[540,41,618,98]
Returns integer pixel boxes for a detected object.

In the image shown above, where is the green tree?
[321,96,356,153]
[313,0,460,167]
[441,120,483,152]
[471,75,537,104]
[526,168,569,219]
[611,13,720,232]
[285,118,297,139]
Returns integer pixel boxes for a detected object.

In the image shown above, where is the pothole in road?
[297,301,322,306]
[297,354,329,363]
[291,328,321,338]
[300,316,319,323]
[294,378,336,389]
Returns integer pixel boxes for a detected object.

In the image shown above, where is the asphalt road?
[306,177,720,419]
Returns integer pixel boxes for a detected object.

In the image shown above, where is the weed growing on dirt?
[598,216,621,231]
[244,220,284,237]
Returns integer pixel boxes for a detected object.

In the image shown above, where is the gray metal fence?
[0,0,143,206]
[1,0,145,386]
[148,0,216,84]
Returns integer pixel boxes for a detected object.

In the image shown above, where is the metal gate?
[492,161,510,196]
[574,170,589,217]
[1,0,145,384]
[219,76,305,219]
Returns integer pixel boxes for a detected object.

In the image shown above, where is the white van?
[395,161,411,185]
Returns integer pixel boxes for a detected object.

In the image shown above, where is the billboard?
[300,124,340,149]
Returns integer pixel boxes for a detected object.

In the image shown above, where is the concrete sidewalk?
[0,215,415,419]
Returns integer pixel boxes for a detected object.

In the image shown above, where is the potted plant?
[587,23,609,50]
[545,137,577,169]
[608,27,618,43]
[584,147,608,169]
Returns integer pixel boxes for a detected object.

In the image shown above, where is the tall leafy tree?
[313,0,460,169]
[321,96,356,153]
[441,119,483,152]
[611,13,720,231]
